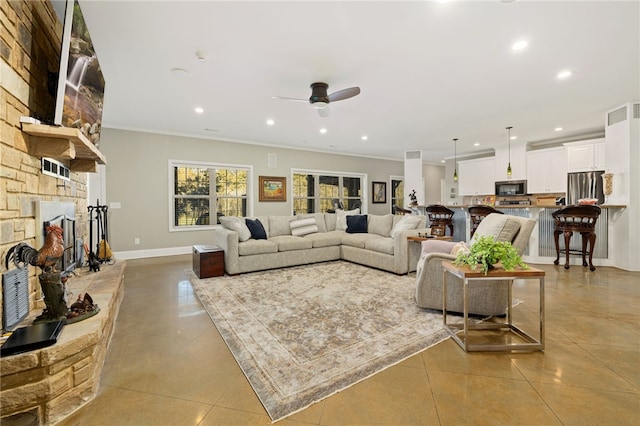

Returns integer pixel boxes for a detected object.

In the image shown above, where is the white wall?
[423,162,445,205]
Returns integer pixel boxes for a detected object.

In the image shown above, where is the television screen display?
[54,0,105,146]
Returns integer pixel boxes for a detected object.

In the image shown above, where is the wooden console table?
[442,261,545,352]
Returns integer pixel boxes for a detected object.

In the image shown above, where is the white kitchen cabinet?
[565,139,606,172]
[527,147,567,193]
[494,145,527,181]
[594,142,606,170]
[458,157,495,196]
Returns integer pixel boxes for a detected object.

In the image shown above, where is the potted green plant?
[454,235,528,275]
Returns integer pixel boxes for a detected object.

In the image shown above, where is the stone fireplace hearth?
[0,261,125,424]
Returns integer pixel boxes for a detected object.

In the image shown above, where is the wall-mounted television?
[53,0,105,146]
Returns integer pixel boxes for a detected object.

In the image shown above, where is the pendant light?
[506,126,513,178]
[453,138,458,182]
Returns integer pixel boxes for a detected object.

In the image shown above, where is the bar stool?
[425,204,454,237]
[468,205,503,238]
[552,205,601,271]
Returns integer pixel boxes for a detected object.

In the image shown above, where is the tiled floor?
[59,256,640,425]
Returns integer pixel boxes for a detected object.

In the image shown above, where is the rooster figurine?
[5,225,65,272]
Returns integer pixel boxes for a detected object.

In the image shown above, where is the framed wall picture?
[372,181,386,204]
[259,176,286,202]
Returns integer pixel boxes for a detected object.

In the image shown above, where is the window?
[170,160,251,231]
[390,177,404,212]
[292,170,364,214]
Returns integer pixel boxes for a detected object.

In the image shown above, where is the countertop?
[437,204,626,209]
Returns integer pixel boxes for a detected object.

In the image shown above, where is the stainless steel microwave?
[495,180,527,196]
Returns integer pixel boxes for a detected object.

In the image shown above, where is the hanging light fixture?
[453,138,458,182]
[506,126,513,177]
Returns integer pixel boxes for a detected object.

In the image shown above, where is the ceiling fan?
[273,82,361,117]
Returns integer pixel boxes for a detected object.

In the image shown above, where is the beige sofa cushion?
[341,233,380,249]
[303,231,343,248]
[390,215,423,239]
[471,213,521,244]
[269,215,294,237]
[336,208,360,231]
[219,216,252,242]
[324,213,337,231]
[364,237,394,255]
[238,240,278,256]
[368,214,394,237]
[270,235,313,252]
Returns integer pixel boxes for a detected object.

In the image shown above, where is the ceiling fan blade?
[317,106,331,118]
[328,86,360,102]
[272,96,308,103]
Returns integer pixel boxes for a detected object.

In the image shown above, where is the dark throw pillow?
[346,214,368,234]
[245,218,267,240]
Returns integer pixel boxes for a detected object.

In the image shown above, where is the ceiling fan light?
[313,101,328,109]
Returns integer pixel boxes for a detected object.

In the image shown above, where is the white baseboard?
[113,246,192,260]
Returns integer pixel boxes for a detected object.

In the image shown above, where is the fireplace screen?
[45,214,76,273]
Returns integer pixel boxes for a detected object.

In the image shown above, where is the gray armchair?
[415,213,536,316]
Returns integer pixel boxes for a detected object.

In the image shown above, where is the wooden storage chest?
[192,245,224,278]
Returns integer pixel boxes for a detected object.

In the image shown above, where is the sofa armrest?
[392,227,431,273]
[213,227,239,273]
[415,251,510,316]
[416,251,457,281]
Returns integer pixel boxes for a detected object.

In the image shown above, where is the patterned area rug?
[187,261,449,422]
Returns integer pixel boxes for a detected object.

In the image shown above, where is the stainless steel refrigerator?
[566,171,605,205]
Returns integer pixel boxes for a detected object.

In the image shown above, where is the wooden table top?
[442,261,545,279]
[407,235,453,242]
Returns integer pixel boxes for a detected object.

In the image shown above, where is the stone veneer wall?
[1,1,90,322]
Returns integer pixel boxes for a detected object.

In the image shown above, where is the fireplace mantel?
[21,123,107,172]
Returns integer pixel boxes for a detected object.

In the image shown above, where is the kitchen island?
[419,204,627,268]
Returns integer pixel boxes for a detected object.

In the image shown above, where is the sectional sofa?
[213,211,428,275]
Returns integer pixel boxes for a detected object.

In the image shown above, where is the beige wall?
[99,128,444,255]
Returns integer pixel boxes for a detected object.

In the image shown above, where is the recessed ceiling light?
[319,128,327,134]
[195,107,204,114]
[195,50,208,62]
[555,127,563,132]
[441,160,446,163]
[512,40,528,51]
[266,119,274,126]
[474,142,480,147]
[557,70,572,79]
[361,135,368,141]
[170,68,191,78]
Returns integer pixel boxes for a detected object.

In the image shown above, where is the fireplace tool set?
[87,200,112,271]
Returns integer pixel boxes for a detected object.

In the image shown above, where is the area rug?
[187,261,450,422]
